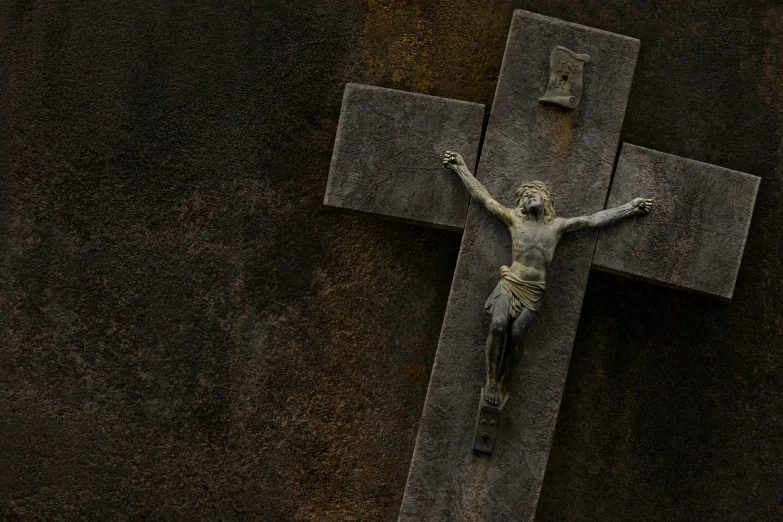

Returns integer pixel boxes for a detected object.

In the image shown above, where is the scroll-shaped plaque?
[538,46,591,109]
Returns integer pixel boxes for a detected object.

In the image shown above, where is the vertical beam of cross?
[324,9,759,522]
[396,12,638,521]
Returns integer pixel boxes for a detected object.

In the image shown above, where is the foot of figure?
[484,382,499,406]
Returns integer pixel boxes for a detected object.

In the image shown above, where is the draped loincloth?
[484,268,546,318]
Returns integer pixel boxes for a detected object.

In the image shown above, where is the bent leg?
[484,295,510,405]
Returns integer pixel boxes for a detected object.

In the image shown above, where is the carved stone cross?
[324,11,759,521]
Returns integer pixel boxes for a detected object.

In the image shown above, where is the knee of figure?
[490,318,507,336]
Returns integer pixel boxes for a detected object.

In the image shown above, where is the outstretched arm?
[443,151,512,226]
[559,198,653,234]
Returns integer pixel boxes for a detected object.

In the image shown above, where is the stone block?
[324,83,484,230]
[593,144,761,300]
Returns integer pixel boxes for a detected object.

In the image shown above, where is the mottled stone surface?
[3,3,461,521]
[324,84,483,230]
[593,144,760,301]
[4,1,783,521]
[399,11,639,521]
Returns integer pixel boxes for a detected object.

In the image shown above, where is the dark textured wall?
[2,1,781,520]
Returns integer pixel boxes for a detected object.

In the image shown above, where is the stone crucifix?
[442,150,651,418]
[324,10,759,521]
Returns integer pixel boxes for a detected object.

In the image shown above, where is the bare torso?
[507,214,563,282]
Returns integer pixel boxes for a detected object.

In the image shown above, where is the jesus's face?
[520,189,544,213]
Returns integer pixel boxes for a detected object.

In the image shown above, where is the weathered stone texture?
[593,144,760,300]
[399,11,639,521]
[4,1,783,521]
[325,84,483,230]
[2,3,457,521]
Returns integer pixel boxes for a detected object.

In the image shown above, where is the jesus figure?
[443,151,653,406]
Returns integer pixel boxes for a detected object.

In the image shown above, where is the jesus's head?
[514,181,556,221]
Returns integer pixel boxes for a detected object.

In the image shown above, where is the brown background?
[2,1,782,520]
